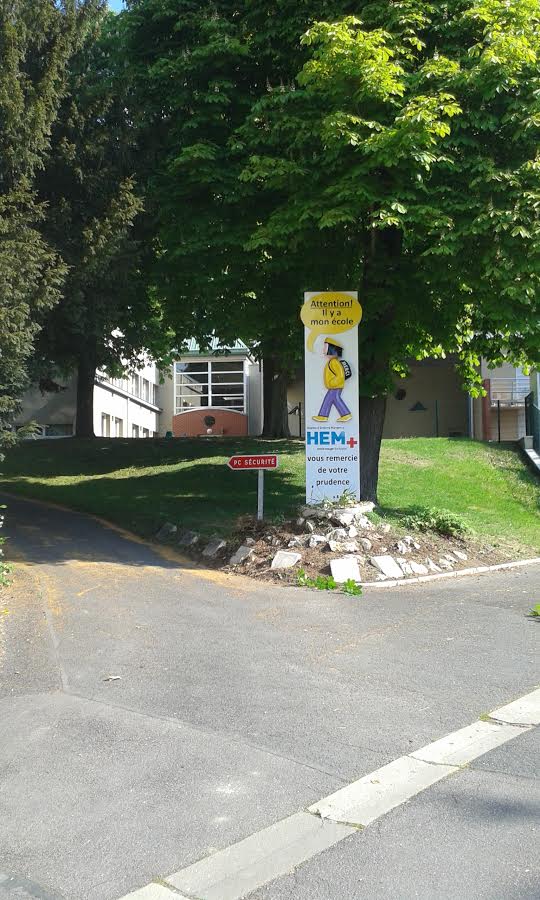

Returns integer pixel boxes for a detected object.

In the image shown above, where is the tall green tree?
[125,0,540,499]
[240,0,540,497]
[35,10,167,437]
[0,0,100,447]
[122,0,355,438]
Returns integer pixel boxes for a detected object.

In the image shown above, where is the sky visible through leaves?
[108,0,124,10]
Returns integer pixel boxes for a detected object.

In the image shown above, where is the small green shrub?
[402,506,471,538]
[529,603,540,617]
[297,569,361,594]
[297,569,337,591]
[342,578,362,596]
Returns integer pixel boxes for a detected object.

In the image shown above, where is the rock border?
[359,556,540,588]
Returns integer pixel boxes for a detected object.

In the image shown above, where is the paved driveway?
[0,495,538,900]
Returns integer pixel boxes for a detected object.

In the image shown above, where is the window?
[142,378,150,402]
[132,424,140,438]
[131,374,141,397]
[114,417,123,437]
[174,360,245,414]
[142,428,149,438]
[101,414,110,437]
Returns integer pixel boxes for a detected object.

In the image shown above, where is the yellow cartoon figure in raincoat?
[312,337,352,422]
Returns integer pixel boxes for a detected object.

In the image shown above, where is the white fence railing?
[489,378,530,406]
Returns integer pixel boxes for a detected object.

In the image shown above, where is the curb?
[361,556,540,589]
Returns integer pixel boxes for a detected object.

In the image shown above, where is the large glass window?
[175,360,245,413]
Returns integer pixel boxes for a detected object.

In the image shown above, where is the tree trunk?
[359,394,387,503]
[262,356,290,438]
[75,351,96,438]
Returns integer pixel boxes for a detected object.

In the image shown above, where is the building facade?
[16,346,530,444]
[15,362,161,438]
[158,340,263,438]
[288,357,530,443]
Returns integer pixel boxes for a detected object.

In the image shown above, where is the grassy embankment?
[1,437,538,555]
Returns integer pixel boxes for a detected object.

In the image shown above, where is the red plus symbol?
[347,437,358,448]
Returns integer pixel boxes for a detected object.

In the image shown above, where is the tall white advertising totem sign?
[301,291,362,504]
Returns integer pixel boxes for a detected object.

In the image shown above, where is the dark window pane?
[211,361,244,372]
[176,362,209,374]
[211,371,243,385]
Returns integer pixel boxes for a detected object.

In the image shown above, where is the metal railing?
[525,392,540,452]
[489,377,530,406]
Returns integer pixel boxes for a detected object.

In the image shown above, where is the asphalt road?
[0,494,538,900]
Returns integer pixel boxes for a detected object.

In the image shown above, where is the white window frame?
[174,359,246,415]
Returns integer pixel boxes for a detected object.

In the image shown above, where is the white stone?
[370,555,404,579]
[359,538,372,552]
[355,515,374,530]
[305,520,316,533]
[396,540,409,555]
[330,557,361,584]
[426,558,442,573]
[342,541,359,553]
[308,534,327,549]
[156,522,177,541]
[245,537,256,546]
[410,561,429,575]
[271,550,302,570]
[453,549,468,561]
[403,535,420,550]
[328,540,359,554]
[380,523,392,534]
[301,506,330,520]
[178,530,199,547]
[326,528,348,542]
[229,545,253,566]
[348,525,359,538]
[438,558,454,570]
[332,512,356,527]
[202,537,227,558]
[296,517,305,528]
[397,559,413,576]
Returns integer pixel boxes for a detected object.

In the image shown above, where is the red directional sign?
[228,454,278,470]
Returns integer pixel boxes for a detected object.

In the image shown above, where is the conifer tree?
[0,0,102,445]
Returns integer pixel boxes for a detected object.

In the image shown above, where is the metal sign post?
[257,469,264,521]
[227,454,279,521]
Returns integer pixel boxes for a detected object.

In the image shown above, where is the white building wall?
[94,361,160,437]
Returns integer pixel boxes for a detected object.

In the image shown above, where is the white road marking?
[489,687,540,726]
[167,812,353,900]
[309,755,457,826]
[411,720,531,766]
[116,686,539,900]
[119,884,188,899]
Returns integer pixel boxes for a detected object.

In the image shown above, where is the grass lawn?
[1,436,539,555]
